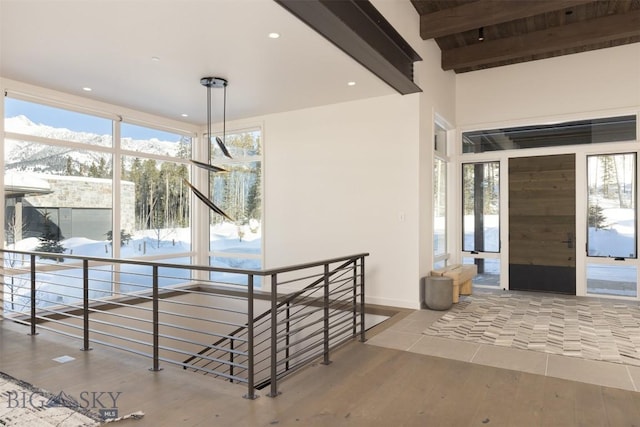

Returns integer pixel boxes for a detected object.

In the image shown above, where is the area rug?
[0,371,101,426]
[423,292,640,366]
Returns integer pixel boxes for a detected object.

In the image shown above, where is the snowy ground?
[3,223,262,312]
[442,210,638,296]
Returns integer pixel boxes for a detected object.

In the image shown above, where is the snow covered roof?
[4,171,52,197]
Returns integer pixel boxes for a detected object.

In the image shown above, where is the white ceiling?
[0,0,399,126]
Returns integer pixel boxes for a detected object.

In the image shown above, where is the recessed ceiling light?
[151,56,160,62]
[268,32,280,39]
[347,81,356,86]
[181,113,189,117]
[82,87,92,92]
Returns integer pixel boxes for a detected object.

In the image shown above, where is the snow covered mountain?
[5,115,112,146]
[4,115,183,173]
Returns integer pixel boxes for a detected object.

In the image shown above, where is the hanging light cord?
[207,83,212,155]
[200,77,231,159]
[223,83,227,145]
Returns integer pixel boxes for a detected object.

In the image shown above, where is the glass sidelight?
[586,153,637,297]
[434,158,447,261]
[433,118,449,270]
[462,162,500,284]
[462,162,500,253]
[587,153,636,259]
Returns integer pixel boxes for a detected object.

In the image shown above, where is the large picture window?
[3,95,198,309]
[4,98,114,253]
[209,129,262,282]
[120,123,192,259]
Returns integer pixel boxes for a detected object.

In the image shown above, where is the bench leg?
[452,283,460,303]
[460,279,472,295]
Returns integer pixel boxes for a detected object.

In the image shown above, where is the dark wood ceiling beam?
[275,0,422,95]
[419,0,594,40]
[442,9,640,71]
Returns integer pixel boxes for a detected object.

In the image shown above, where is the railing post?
[321,263,331,365]
[149,265,162,372]
[267,274,280,397]
[285,301,290,371]
[244,274,257,400]
[359,256,366,342]
[81,259,92,351]
[352,259,357,337]
[229,336,235,382]
[28,254,38,336]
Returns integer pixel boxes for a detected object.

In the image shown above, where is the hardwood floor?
[2,318,640,426]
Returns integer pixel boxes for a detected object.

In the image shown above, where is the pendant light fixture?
[183,179,234,222]
[200,77,232,158]
[185,76,235,222]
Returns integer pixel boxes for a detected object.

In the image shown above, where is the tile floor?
[366,302,640,393]
[423,291,640,366]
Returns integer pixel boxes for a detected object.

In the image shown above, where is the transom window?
[462,115,636,153]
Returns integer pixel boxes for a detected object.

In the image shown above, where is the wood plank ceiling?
[410,0,640,73]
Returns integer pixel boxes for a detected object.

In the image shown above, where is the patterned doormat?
[0,371,100,426]
[423,292,640,366]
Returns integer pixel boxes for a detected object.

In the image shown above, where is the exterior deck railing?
[0,249,368,399]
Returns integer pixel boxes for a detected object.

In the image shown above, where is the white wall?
[259,94,420,308]
[249,1,456,309]
[456,43,640,128]
[414,31,457,287]
[375,0,457,297]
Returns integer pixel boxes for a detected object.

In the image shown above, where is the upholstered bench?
[431,264,477,303]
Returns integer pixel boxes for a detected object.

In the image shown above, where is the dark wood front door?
[509,154,576,294]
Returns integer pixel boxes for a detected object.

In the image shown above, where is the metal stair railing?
[183,257,364,392]
[0,249,368,399]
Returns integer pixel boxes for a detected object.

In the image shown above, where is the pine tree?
[177,136,192,159]
[588,204,607,229]
[88,162,99,177]
[601,156,616,199]
[106,229,133,247]
[65,156,75,176]
[246,162,262,220]
[35,211,65,262]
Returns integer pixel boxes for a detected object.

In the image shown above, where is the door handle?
[561,232,574,249]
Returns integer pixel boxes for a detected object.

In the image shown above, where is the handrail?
[0,249,369,399]
[2,248,368,276]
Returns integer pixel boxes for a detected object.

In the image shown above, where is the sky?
[5,97,184,141]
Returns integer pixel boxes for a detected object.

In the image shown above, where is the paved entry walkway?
[367,290,640,392]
